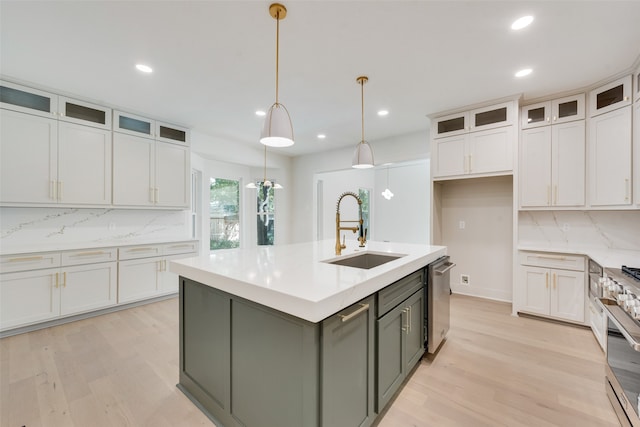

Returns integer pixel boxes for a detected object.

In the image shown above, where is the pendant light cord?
[275,9,280,105]
[263,145,268,182]
[360,79,365,144]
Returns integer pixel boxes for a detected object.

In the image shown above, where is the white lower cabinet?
[118,242,197,304]
[0,250,117,332]
[518,252,586,324]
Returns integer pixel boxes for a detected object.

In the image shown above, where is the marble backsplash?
[0,207,191,253]
[518,210,640,251]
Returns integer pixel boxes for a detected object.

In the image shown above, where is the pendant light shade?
[261,3,294,147]
[352,76,374,169]
[260,102,294,147]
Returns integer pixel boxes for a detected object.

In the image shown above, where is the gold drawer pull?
[127,247,156,252]
[8,256,45,263]
[71,251,107,257]
[535,254,567,261]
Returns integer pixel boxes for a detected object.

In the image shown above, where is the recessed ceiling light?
[515,68,533,77]
[135,64,153,73]
[255,110,266,116]
[377,110,389,116]
[511,15,534,30]
[317,134,326,139]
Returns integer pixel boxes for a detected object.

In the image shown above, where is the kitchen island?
[170,240,446,427]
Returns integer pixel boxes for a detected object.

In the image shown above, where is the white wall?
[438,176,513,302]
[373,160,430,244]
[291,130,430,243]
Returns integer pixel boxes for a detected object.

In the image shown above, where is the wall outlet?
[459,220,466,230]
[461,274,470,285]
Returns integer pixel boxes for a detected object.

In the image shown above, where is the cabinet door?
[322,296,375,427]
[552,120,585,207]
[468,126,513,175]
[156,121,189,145]
[376,303,405,412]
[551,93,585,125]
[469,101,512,132]
[589,75,632,117]
[118,257,160,303]
[635,102,640,207]
[404,290,425,371]
[589,107,632,206]
[112,133,154,206]
[519,266,550,316]
[155,142,189,207]
[0,81,57,118]
[549,269,585,323]
[433,134,466,178]
[113,110,155,138]
[0,109,58,204]
[58,96,111,130]
[520,127,552,207]
[433,111,468,138]
[60,262,117,316]
[57,122,112,205]
[521,101,551,129]
[635,67,640,103]
[0,268,60,330]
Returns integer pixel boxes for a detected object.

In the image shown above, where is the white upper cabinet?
[431,100,515,179]
[0,109,58,204]
[589,106,632,206]
[58,96,112,130]
[0,80,57,118]
[589,75,632,117]
[521,94,585,129]
[520,96,586,209]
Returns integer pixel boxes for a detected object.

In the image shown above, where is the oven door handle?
[598,298,640,352]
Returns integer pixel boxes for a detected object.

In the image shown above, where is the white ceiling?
[2,1,640,158]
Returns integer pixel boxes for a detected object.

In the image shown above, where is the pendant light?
[260,3,294,148]
[352,76,374,169]
[246,145,283,189]
[381,166,394,200]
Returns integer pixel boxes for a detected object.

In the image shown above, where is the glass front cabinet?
[589,75,632,117]
[521,94,585,129]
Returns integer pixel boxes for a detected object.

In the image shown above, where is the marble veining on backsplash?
[0,207,190,251]
[519,210,640,251]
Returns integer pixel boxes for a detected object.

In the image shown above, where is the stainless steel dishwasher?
[426,256,455,354]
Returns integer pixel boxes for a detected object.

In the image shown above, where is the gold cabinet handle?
[469,154,473,172]
[63,271,67,287]
[535,254,567,261]
[70,251,107,257]
[128,247,155,252]
[554,185,558,205]
[339,303,369,323]
[545,272,549,289]
[8,255,44,263]
[55,272,59,289]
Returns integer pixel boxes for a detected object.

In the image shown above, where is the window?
[359,188,370,238]
[210,178,240,250]
[257,182,276,245]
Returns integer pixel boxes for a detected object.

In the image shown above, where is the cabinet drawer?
[163,241,198,256]
[119,245,162,260]
[62,248,117,266]
[0,252,61,274]
[377,270,424,317]
[519,251,585,271]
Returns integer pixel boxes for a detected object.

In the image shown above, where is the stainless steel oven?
[599,266,640,427]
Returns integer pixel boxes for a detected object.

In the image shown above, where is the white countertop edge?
[0,238,199,256]
[170,242,447,323]
[517,245,640,269]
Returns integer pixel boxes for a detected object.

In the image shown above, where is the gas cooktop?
[622,266,640,282]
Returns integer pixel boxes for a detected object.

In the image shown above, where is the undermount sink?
[323,252,406,270]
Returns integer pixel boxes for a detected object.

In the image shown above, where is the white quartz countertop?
[170,240,447,323]
[518,245,640,269]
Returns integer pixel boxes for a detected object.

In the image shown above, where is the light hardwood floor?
[1,294,620,427]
